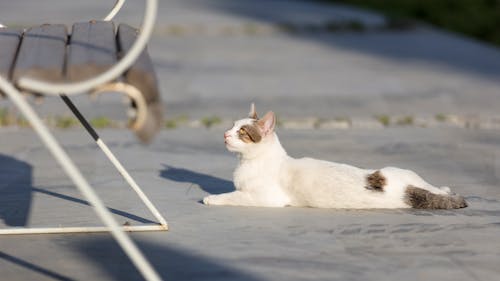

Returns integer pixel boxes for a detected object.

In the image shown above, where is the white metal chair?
[0,1,165,280]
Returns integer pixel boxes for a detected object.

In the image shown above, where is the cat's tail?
[405,185,467,209]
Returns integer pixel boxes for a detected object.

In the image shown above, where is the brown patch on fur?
[238,124,262,143]
[366,170,387,191]
[405,185,468,209]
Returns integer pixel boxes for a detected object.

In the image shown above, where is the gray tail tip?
[454,195,468,208]
[406,186,468,209]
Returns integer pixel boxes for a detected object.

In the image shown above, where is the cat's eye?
[238,128,246,135]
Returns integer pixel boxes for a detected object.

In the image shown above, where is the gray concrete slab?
[1,127,500,280]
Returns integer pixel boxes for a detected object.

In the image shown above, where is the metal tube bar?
[103,0,126,21]
[60,94,168,227]
[60,94,99,141]
[0,224,167,235]
[92,82,148,131]
[0,76,162,281]
[95,138,168,226]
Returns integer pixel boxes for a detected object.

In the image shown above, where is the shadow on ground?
[72,237,264,281]
[0,153,155,227]
[0,251,76,281]
[160,164,234,194]
[0,154,32,227]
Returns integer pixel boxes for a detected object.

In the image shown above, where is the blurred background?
[327,0,500,46]
[0,0,499,128]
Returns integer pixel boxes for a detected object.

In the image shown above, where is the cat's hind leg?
[364,167,466,209]
[379,167,448,195]
[438,186,452,194]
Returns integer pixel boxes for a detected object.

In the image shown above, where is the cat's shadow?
[159,165,234,195]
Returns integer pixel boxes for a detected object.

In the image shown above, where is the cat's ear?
[249,103,258,119]
[257,111,276,136]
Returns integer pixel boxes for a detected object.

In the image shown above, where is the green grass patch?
[167,24,186,36]
[165,119,179,129]
[0,108,14,126]
[334,116,352,123]
[435,113,448,122]
[54,116,79,129]
[90,116,112,129]
[323,0,500,47]
[396,115,414,126]
[375,114,391,126]
[16,117,30,128]
[243,23,260,35]
[165,115,189,129]
[201,116,222,128]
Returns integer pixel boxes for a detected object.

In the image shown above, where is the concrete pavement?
[0,127,499,280]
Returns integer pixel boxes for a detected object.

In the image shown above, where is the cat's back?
[281,157,372,207]
[286,157,368,178]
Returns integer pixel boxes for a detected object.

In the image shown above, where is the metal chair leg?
[0,76,162,281]
[60,94,168,228]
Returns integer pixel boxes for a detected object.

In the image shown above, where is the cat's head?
[224,103,276,154]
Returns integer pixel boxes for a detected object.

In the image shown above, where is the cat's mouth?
[224,140,237,151]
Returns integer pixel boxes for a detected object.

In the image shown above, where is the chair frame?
[0,1,165,280]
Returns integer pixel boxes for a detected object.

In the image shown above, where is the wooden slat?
[0,28,22,80]
[117,24,160,104]
[117,24,162,143]
[0,28,22,96]
[12,24,67,83]
[67,21,116,82]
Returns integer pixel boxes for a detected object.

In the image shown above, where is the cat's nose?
[224,132,230,139]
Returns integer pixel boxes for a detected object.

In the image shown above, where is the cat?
[203,104,467,209]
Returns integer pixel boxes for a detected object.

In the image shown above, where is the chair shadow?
[72,237,264,281]
[31,187,156,224]
[159,164,234,195]
[0,251,76,281]
[0,154,33,227]
[0,153,155,227]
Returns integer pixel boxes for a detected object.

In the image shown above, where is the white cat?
[203,104,467,209]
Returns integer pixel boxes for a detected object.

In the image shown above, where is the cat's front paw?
[203,195,218,205]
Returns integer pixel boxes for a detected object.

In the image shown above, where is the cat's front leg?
[203,191,255,206]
